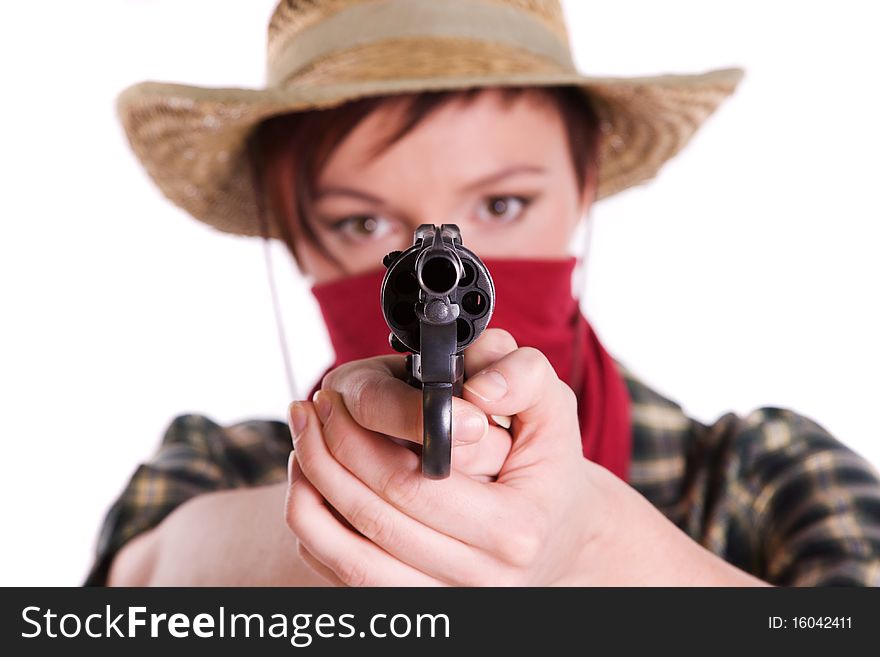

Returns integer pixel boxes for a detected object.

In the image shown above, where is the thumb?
[462,346,581,459]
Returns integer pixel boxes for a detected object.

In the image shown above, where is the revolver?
[380,224,495,479]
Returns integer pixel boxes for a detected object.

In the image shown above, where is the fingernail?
[289,401,307,439]
[491,414,512,429]
[464,369,508,402]
[314,390,332,424]
[455,409,488,444]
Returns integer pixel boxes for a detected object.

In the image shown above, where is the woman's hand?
[284,327,589,585]
[285,328,769,586]
[304,329,516,482]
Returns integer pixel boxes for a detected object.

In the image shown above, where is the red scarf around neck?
[308,256,631,482]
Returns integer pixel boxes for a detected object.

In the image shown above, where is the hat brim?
[117,67,744,238]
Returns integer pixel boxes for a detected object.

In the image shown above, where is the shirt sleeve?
[741,408,880,585]
[685,406,880,586]
[83,413,291,586]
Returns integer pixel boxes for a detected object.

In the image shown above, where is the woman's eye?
[329,215,395,242]
[476,195,533,224]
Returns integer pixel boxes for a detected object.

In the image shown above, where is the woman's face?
[293,89,596,283]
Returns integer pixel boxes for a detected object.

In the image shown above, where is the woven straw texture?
[117,0,744,238]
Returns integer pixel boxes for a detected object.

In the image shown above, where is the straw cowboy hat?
[117,0,744,239]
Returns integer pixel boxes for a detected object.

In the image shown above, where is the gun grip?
[421,382,452,479]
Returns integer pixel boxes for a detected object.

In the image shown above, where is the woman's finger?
[463,327,519,379]
[285,446,443,587]
[288,457,349,586]
[313,389,528,555]
[292,400,501,584]
[296,539,345,586]
[462,346,581,460]
[451,425,512,478]
[321,356,489,446]
[463,328,518,430]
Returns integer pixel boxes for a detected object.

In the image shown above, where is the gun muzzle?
[414,230,463,298]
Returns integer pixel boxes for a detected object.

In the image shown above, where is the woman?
[87,0,880,586]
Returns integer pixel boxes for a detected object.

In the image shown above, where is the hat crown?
[265,0,573,86]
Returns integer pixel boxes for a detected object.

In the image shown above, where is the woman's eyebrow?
[457,164,547,193]
[315,165,547,204]
[315,186,383,204]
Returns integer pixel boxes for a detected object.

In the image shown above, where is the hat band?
[267,0,575,86]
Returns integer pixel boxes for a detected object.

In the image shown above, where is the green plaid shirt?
[84,364,880,586]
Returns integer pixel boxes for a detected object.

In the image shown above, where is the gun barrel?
[415,237,462,297]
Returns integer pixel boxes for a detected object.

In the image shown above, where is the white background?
[1,1,878,585]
